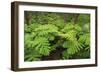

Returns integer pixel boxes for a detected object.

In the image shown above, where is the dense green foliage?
[24,11,90,61]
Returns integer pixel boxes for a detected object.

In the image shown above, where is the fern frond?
[62,40,84,59]
[59,30,77,41]
[62,40,84,56]
[24,50,41,61]
[67,41,84,55]
[32,37,52,56]
[78,33,90,46]
[24,23,39,33]
[61,23,82,33]
[34,24,59,36]
[74,24,82,32]
[61,23,74,32]
[24,33,34,49]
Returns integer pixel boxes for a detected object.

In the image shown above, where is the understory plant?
[24,12,90,61]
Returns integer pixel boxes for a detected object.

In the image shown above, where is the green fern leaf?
[79,33,90,46]
[32,37,52,56]
[24,50,41,61]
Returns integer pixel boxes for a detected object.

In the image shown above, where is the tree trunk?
[25,12,33,25]
[73,14,80,24]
